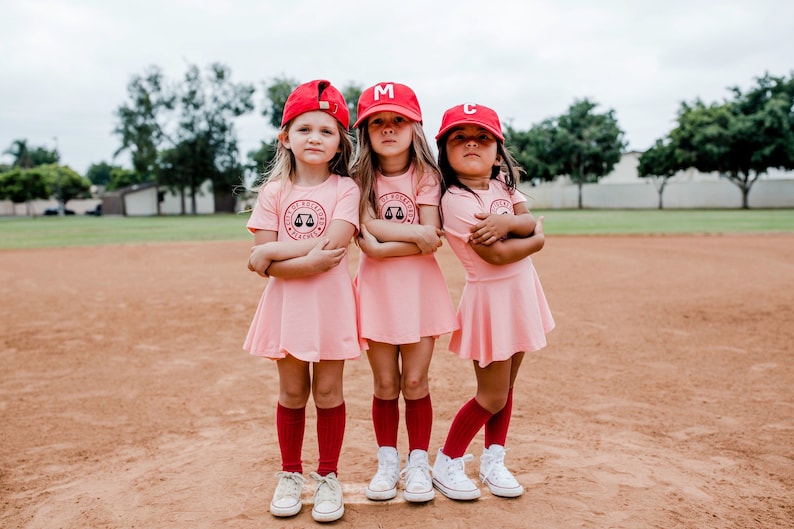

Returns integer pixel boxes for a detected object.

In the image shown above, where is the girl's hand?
[305,238,346,272]
[413,224,443,254]
[248,244,273,277]
[533,215,545,241]
[357,225,382,258]
[469,212,512,245]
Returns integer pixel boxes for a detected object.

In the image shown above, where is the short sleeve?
[416,171,442,207]
[246,180,281,234]
[332,177,361,231]
[441,189,482,239]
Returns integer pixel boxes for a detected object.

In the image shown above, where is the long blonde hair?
[352,121,441,219]
[259,118,354,190]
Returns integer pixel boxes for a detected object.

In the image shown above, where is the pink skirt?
[356,253,457,345]
[244,260,362,362]
[449,259,554,367]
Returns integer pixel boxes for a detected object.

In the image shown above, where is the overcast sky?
[2,0,793,175]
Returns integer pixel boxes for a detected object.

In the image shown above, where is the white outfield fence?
[521,179,794,209]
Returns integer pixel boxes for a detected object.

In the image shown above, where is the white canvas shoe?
[431,448,480,500]
[365,446,400,500]
[310,472,344,522]
[401,449,435,502]
[269,471,305,517]
[479,445,525,498]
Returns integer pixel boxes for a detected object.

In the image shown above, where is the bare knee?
[401,374,429,400]
[313,381,343,408]
[280,385,310,408]
[373,374,401,400]
[476,393,508,414]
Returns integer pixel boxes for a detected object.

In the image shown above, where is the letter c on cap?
[463,103,477,115]
[374,84,394,101]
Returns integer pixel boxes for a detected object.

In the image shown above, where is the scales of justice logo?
[490,198,512,215]
[378,192,416,223]
[284,200,327,239]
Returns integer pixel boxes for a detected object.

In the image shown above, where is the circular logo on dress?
[378,192,416,224]
[490,198,512,215]
[284,200,327,239]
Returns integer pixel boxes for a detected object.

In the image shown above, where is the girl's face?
[366,111,414,160]
[444,124,500,179]
[281,111,341,167]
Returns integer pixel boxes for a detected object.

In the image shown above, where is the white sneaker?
[401,449,435,502]
[365,446,400,500]
[479,445,525,498]
[310,472,344,522]
[431,448,480,500]
[269,471,305,517]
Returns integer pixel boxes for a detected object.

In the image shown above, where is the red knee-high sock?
[277,403,305,473]
[404,394,432,452]
[442,398,493,459]
[372,396,399,448]
[316,402,346,476]
[484,386,514,448]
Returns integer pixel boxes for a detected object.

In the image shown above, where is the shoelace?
[401,460,432,485]
[447,454,474,483]
[482,450,513,483]
[273,471,306,500]
[310,472,342,504]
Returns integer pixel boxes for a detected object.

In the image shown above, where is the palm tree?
[4,139,33,169]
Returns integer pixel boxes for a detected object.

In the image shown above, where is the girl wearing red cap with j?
[431,103,554,501]
[351,82,457,503]
[245,80,360,523]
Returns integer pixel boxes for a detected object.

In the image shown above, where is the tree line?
[2,65,792,214]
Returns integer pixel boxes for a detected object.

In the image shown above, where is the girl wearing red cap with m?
[431,103,554,501]
[351,82,457,503]
[245,80,360,523]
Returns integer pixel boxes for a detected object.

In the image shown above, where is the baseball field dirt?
[1,234,792,528]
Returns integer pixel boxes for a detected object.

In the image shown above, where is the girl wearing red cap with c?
[245,79,360,523]
[431,103,554,501]
[352,82,457,503]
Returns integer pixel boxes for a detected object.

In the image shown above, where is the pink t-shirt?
[247,174,360,237]
[244,174,362,362]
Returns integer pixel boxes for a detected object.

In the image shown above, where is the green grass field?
[1,209,792,249]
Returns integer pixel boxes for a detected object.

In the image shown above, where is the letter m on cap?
[374,83,394,101]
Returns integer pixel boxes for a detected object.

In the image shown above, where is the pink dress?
[244,175,362,362]
[355,166,457,345]
[440,180,555,367]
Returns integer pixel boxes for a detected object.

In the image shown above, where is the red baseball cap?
[435,103,504,141]
[354,82,422,128]
[281,79,350,129]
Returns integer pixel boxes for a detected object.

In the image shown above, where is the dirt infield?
[1,235,793,529]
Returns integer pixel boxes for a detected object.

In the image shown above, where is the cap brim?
[435,120,504,141]
[354,104,422,128]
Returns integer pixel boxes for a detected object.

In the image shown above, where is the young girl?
[244,79,360,523]
[351,82,457,503]
[431,103,554,501]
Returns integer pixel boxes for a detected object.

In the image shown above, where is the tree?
[113,66,175,181]
[3,139,33,169]
[504,121,559,185]
[42,164,91,208]
[29,146,60,166]
[0,168,50,215]
[107,167,144,191]
[553,99,625,209]
[637,138,679,209]
[168,63,255,213]
[4,139,59,169]
[86,162,116,186]
[669,72,794,209]
[262,76,299,128]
